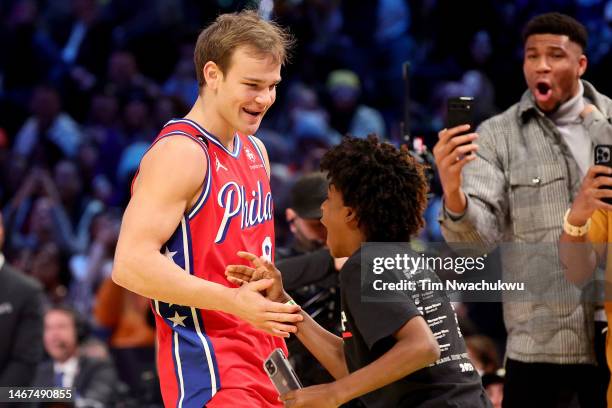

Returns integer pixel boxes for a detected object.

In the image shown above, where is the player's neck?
[185,96,235,149]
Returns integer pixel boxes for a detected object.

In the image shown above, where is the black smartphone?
[264,348,302,395]
[447,97,474,131]
[446,97,474,154]
[594,144,612,205]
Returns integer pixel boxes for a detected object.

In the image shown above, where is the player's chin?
[237,117,263,135]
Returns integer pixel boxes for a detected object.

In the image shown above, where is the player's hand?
[568,165,612,226]
[225,251,290,303]
[433,125,479,212]
[230,279,302,338]
[280,383,341,408]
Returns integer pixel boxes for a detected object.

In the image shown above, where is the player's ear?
[203,61,222,90]
[577,54,587,77]
[285,208,296,223]
[345,206,358,228]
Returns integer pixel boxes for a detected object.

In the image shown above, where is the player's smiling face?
[216,46,281,136]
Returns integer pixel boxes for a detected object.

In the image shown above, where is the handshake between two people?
[224,251,301,338]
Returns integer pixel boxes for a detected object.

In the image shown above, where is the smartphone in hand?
[264,348,302,396]
[446,97,475,154]
[594,144,612,205]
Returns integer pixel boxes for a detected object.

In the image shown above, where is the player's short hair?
[194,10,294,88]
[522,12,587,50]
[320,135,428,242]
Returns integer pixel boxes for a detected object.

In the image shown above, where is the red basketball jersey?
[135,118,286,407]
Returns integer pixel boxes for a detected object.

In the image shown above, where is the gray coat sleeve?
[439,119,509,248]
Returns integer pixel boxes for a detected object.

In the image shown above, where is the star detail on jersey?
[164,247,177,262]
[168,311,188,327]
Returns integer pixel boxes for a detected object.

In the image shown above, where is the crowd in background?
[1,0,612,406]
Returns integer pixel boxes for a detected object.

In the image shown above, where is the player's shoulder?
[136,134,208,190]
[146,133,208,163]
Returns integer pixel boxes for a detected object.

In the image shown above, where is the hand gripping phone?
[446,97,475,154]
[264,348,302,395]
[594,144,612,204]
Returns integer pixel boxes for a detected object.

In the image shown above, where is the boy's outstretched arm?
[281,315,440,407]
[227,253,440,408]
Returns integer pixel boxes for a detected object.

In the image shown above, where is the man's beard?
[293,227,325,253]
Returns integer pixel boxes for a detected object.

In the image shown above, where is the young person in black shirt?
[227,135,491,407]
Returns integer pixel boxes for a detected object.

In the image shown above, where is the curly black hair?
[320,135,428,242]
[523,12,587,50]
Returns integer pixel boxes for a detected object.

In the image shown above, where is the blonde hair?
[194,10,294,88]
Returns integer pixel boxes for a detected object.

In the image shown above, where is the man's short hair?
[194,10,294,88]
[522,12,588,50]
[46,304,89,342]
[320,135,428,242]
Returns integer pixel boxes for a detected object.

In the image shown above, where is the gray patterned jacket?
[439,80,612,364]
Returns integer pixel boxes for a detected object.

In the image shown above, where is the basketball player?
[112,11,301,407]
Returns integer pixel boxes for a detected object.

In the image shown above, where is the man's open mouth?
[535,82,552,98]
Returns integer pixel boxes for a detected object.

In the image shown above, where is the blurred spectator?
[52,159,104,251]
[93,276,158,403]
[29,242,69,305]
[163,58,198,108]
[41,0,114,120]
[465,335,501,376]
[0,211,44,386]
[325,69,386,139]
[81,90,125,184]
[33,305,119,405]
[45,0,113,81]
[0,0,48,100]
[278,171,328,259]
[105,50,160,105]
[153,95,187,131]
[285,82,340,169]
[5,190,59,254]
[69,209,121,318]
[13,85,83,166]
[3,164,102,256]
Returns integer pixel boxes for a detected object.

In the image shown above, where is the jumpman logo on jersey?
[214,152,228,172]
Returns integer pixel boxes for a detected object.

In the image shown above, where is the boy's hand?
[226,251,290,303]
[228,279,301,338]
[280,383,341,407]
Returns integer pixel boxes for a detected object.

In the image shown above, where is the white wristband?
[563,209,591,237]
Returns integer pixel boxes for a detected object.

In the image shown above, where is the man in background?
[434,12,612,407]
[0,212,44,387]
[32,305,119,405]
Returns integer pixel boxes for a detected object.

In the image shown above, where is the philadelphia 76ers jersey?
[138,118,287,407]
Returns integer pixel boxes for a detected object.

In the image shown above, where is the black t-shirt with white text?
[340,244,491,408]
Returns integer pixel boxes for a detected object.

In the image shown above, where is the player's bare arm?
[113,136,301,337]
